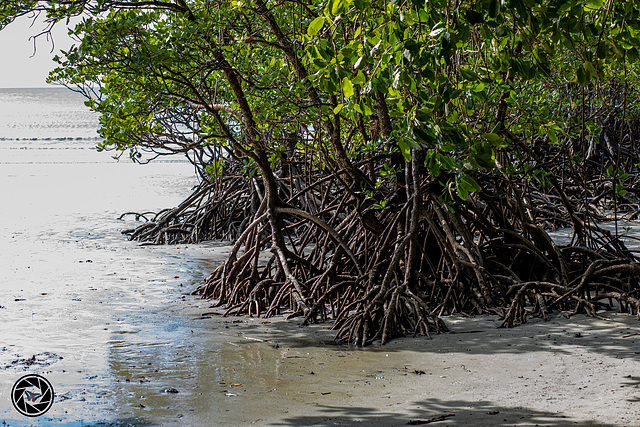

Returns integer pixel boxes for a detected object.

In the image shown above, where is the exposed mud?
[3,352,63,370]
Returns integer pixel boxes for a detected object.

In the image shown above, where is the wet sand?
[167,303,640,426]
[4,273,640,426]
[1,166,639,427]
[1,89,639,425]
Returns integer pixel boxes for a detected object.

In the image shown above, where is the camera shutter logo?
[11,374,55,417]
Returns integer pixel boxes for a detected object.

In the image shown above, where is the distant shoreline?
[0,85,71,90]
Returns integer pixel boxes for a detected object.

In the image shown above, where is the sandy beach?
[166,298,640,426]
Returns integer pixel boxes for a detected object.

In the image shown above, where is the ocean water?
[0,87,99,142]
[0,88,399,427]
[0,87,232,424]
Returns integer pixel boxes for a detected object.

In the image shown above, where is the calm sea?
[0,87,99,142]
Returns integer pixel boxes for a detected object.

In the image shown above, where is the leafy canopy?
[2,0,638,199]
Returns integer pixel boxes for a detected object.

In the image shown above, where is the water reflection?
[100,310,389,426]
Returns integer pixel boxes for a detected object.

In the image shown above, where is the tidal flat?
[1,88,638,426]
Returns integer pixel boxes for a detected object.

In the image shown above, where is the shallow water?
[0,88,387,426]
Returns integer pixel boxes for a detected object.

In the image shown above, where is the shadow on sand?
[226,312,640,363]
[278,397,616,426]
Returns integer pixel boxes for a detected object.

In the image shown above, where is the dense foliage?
[3,0,640,344]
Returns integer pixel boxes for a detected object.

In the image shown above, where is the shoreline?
[2,291,638,425]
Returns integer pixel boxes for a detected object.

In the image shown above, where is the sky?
[0,14,76,88]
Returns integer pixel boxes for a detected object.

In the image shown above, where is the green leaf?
[584,0,604,11]
[481,133,508,148]
[425,150,440,177]
[330,0,342,15]
[342,77,354,99]
[471,82,485,92]
[414,127,434,144]
[471,141,495,169]
[307,16,325,36]
[330,0,352,15]
[457,185,469,201]
[456,173,481,201]
[576,66,589,85]
[333,103,344,115]
[615,183,627,196]
[611,41,625,58]
[460,67,480,81]
[352,71,366,85]
[398,139,412,162]
[429,22,446,38]
[460,174,482,192]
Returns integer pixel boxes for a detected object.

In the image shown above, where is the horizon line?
[0,84,68,89]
